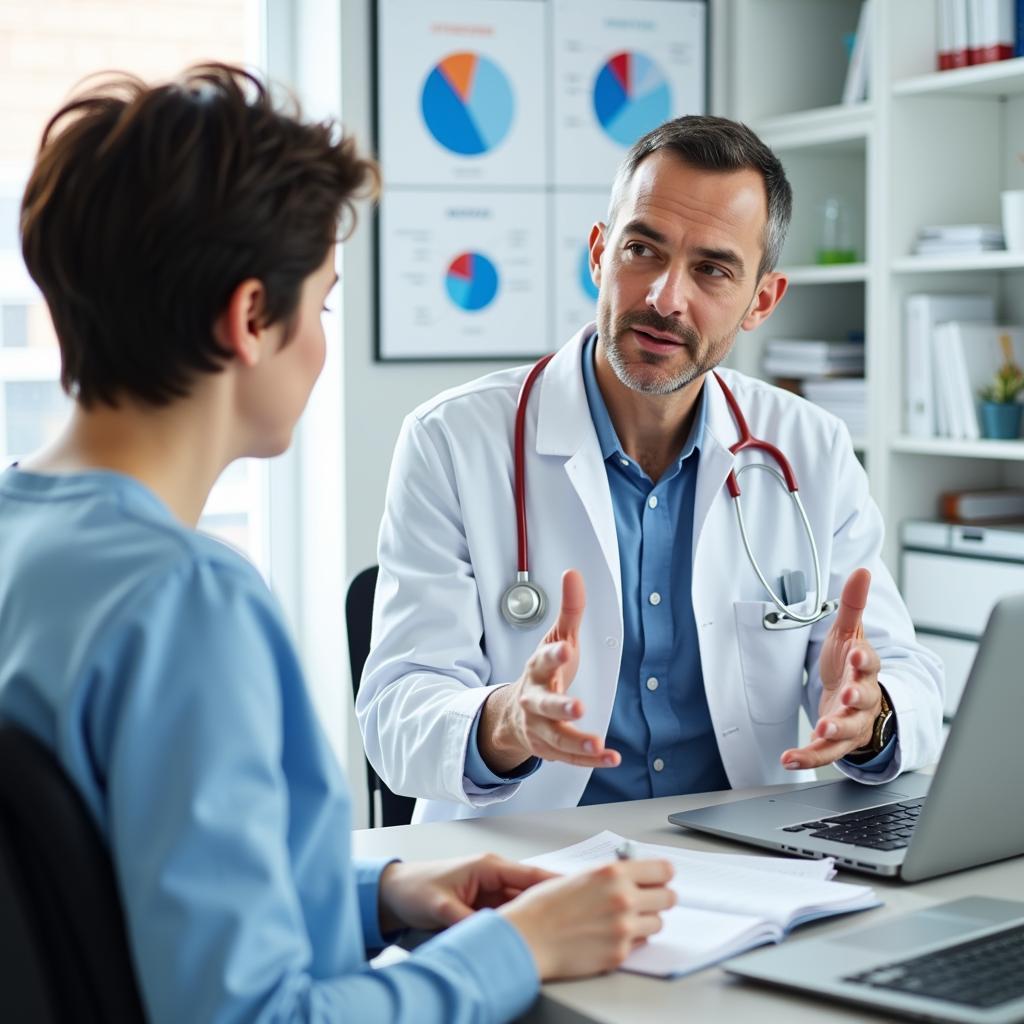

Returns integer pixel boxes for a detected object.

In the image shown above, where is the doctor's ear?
[740,271,788,332]
[213,278,271,368]
[588,222,607,289]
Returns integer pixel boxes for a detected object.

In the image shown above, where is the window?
[0,0,268,570]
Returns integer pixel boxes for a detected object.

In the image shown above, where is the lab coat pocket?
[733,600,810,725]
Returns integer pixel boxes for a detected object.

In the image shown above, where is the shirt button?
[646,676,659,691]
[653,758,665,772]
[605,636,618,648]
[619,457,629,467]
[648,495,658,509]
[649,592,661,606]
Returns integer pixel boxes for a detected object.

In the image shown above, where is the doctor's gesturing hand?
[780,568,885,770]
[479,570,623,775]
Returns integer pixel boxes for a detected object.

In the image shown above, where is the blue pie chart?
[593,51,672,147]
[421,52,515,156]
[446,251,499,312]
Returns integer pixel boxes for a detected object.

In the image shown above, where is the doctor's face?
[590,151,780,396]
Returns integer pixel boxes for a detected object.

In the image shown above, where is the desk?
[353,783,1024,1024]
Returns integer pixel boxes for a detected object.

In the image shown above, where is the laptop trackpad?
[775,781,918,814]
[832,905,1006,954]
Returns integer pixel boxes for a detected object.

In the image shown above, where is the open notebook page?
[526,831,880,977]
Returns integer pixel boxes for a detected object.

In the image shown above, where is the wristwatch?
[844,684,896,765]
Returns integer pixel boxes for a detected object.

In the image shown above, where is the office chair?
[345,566,417,828]
[0,720,147,1024]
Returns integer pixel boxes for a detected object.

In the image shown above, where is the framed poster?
[375,0,707,361]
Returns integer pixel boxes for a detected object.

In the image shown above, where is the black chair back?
[0,721,147,1024]
[345,566,416,828]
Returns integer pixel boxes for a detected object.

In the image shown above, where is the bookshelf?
[721,0,1024,572]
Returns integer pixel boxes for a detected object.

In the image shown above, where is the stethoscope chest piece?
[501,573,547,628]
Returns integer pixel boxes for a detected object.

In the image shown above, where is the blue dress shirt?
[578,336,730,803]
[0,468,538,1024]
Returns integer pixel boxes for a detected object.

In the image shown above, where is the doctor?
[358,115,944,823]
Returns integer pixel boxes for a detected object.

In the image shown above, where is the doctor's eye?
[625,241,656,259]
[696,263,728,279]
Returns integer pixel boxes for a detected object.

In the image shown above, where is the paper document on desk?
[525,831,881,978]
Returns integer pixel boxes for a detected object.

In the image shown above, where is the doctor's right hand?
[479,569,622,774]
[500,858,676,979]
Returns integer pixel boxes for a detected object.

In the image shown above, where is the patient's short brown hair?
[20,63,378,407]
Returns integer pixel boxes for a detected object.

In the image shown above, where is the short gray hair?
[606,115,792,280]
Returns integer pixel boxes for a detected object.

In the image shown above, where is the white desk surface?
[353,782,1024,1024]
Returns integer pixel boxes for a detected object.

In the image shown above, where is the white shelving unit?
[722,0,1024,572]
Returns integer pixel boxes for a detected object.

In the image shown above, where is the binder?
[904,293,995,438]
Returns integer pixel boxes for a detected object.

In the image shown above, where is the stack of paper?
[913,224,1004,256]
[525,831,880,979]
[802,378,867,438]
[761,339,865,379]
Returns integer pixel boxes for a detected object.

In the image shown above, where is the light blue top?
[0,467,538,1024]
[464,337,893,794]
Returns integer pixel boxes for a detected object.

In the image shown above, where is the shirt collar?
[581,332,706,466]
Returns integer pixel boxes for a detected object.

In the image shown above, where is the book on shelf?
[941,488,1024,522]
[967,0,1014,63]
[904,293,996,437]
[525,831,880,979]
[938,0,971,67]
[932,322,1024,439]
[842,0,872,105]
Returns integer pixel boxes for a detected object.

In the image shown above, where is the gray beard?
[605,341,706,395]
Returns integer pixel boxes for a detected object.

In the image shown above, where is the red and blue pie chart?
[421,52,515,156]
[593,51,672,147]
[445,252,499,312]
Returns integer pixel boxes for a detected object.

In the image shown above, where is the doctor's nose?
[646,266,690,320]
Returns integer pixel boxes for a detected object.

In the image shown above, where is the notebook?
[524,831,880,978]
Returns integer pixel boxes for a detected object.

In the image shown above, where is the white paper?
[526,831,880,977]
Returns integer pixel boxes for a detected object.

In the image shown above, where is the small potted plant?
[979,334,1024,439]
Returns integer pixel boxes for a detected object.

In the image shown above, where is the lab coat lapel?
[535,325,622,609]
[692,372,738,559]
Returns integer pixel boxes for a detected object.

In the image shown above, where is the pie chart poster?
[552,0,707,187]
[379,191,549,359]
[378,0,547,187]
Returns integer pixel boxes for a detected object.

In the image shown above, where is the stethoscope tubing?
[505,357,837,630]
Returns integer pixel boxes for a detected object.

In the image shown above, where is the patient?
[0,65,675,1023]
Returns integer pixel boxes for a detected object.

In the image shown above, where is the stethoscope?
[500,356,840,632]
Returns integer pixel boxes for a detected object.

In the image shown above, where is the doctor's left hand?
[780,568,883,771]
[376,854,558,934]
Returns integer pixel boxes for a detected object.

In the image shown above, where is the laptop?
[668,592,1024,880]
[725,896,1024,1023]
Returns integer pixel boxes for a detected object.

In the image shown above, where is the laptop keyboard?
[780,798,925,850]
[843,923,1024,1009]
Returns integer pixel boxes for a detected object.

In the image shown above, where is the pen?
[614,840,635,861]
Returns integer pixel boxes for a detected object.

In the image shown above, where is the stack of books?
[913,224,1004,256]
[762,338,865,380]
[802,379,868,439]
[936,0,1018,70]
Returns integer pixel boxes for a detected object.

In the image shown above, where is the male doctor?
[358,115,944,823]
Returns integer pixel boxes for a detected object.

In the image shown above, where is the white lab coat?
[357,326,944,823]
